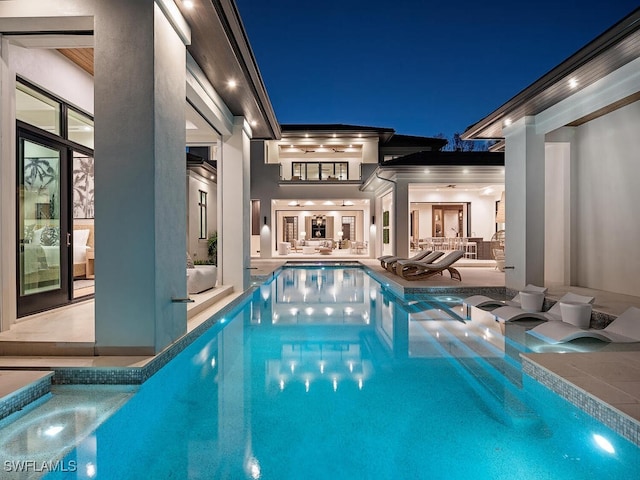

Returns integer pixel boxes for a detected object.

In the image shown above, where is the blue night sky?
[235,0,638,139]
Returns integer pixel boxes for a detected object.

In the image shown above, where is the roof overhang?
[462,7,640,140]
[179,0,280,140]
[360,151,505,193]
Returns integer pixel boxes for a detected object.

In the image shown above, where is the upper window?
[291,162,348,181]
[16,83,61,135]
[68,109,94,149]
[16,80,94,149]
[198,190,207,239]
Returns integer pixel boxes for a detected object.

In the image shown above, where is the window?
[67,109,94,149]
[251,200,261,235]
[198,190,207,239]
[291,162,349,181]
[341,216,355,240]
[16,82,61,135]
[283,216,298,242]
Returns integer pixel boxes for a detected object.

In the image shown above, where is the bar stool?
[462,238,476,259]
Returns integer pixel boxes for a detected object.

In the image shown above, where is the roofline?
[462,7,640,140]
[213,0,281,139]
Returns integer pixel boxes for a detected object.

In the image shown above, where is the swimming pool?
[6,266,640,479]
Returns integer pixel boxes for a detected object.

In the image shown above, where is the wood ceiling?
[58,48,94,76]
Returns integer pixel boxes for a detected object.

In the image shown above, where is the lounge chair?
[463,284,548,310]
[492,292,595,323]
[385,250,440,272]
[378,250,432,270]
[392,250,445,275]
[528,306,640,344]
[395,250,464,281]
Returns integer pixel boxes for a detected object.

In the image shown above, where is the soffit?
[177,0,280,140]
[46,1,280,140]
[462,8,640,140]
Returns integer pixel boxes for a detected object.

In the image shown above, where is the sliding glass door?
[17,129,71,316]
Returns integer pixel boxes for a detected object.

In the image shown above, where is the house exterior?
[462,7,640,297]
[251,124,504,259]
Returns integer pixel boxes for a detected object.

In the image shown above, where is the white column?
[395,180,410,259]
[94,0,187,354]
[544,127,575,286]
[0,36,17,331]
[220,117,252,291]
[503,116,546,289]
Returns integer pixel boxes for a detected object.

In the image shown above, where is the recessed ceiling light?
[333,133,337,138]
[349,144,353,148]
[290,144,294,148]
[569,78,578,89]
[228,79,237,89]
[184,0,194,8]
[504,118,512,127]
[462,169,469,174]
[305,133,309,138]
[251,120,257,127]
[424,169,430,174]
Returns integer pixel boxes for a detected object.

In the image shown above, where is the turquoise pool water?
[15,267,640,478]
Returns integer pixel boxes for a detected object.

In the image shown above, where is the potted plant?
[207,231,218,265]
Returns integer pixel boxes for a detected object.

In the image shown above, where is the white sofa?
[187,265,217,293]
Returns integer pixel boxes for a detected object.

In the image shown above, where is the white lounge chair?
[528,306,640,344]
[463,284,547,310]
[492,292,595,323]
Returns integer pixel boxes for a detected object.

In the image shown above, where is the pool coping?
[50,289,255,385]
[0,371,53,421]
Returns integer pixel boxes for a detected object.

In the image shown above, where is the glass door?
[17,130,70,317]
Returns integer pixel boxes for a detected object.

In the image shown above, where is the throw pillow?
[187,252,195,269]
[41,226,60,246]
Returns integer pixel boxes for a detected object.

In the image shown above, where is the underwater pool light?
[44,425,64,437]
[593,434,615,454]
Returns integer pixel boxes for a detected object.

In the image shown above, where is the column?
[503,116,546,289]
[0,36,17,331]
[94,0,187,354]
[220,117,252,291]
[394,180,410,259]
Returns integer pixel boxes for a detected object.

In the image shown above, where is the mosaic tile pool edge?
[0,373,53,421]
[522,357,640,447]
[52,290,254,385]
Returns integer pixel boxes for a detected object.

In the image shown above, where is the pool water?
[29,267,640,478]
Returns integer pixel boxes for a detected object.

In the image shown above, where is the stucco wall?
[574,101,640,296]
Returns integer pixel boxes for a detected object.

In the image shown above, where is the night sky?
[235,0,638,139]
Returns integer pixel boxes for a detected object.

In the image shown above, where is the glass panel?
[292,163,304,180]
[199,190,207,239]
[19,139,62,295]
[72,151,95,219]
[321,163,333,180]
[306,163,320,181]
[68,109,94,148]
[336,163,348,180]
[16,83,61,135]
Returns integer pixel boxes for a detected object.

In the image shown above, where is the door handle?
[67,232,71,247]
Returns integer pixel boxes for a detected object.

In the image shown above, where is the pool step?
[419,322,543,429]
[0,370,53,421]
